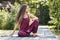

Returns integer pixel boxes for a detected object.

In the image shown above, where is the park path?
[0,26,58,40]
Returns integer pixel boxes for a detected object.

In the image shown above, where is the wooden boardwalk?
[0,26,58,40]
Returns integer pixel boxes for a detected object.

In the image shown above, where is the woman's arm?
[28,13,38,26]
[28,13,38,21]
[10,22,19,36]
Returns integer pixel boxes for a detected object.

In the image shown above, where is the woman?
[10,4,39,37]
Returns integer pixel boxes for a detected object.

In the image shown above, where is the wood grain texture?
[0,26,57,40]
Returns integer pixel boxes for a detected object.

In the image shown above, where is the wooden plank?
[0,26,57,40]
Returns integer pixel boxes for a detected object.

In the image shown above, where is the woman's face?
[26,6,29,13]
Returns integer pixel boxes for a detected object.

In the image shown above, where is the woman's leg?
[26,19,39,33]
[30,20,39,36]
[31,19,39,33]
[18,30,30,37]
[18,19,39,37]
[29,19,39,36]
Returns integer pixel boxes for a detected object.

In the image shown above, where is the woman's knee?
[34,19,39,24]
[32,19,39,28]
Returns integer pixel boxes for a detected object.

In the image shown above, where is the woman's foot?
[30,33,40,37]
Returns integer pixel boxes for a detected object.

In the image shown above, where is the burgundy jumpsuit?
[18,14,39,37]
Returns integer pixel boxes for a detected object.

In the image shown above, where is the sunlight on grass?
[48,26,56,29]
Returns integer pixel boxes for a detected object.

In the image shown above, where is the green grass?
[50,29,60,36]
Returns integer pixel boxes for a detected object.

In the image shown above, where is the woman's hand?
[9,22,18,36]
[9,31,14,36]
[28,13,38,21]
[32,17,38,21]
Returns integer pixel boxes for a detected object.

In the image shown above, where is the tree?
[48,0,60,29]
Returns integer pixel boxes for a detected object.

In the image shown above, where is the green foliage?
[48,0,60,29]
[36,3,51,25]
[0,2,20,30]
[0,0,60,30]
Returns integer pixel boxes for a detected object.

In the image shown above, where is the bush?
[0,2,20,30]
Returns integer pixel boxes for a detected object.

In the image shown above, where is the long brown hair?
[16,4,28,27]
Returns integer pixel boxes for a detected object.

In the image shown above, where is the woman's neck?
[24,13,28,18]
[24,13,28,16]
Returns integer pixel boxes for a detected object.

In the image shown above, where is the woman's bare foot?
[30,33,40,37]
